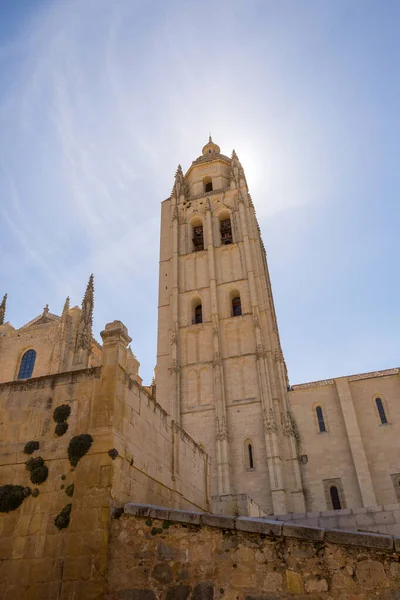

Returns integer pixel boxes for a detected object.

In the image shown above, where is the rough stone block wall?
[107,504,400,599]
[0,368,112,600]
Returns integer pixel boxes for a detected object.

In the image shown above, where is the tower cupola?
[201,135,220,156]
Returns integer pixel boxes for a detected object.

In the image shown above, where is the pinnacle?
[62,296,70,314]
[0,293,7,326]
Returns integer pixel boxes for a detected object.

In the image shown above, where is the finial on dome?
[202,136,220,156]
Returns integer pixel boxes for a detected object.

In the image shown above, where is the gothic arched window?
[330,485,341,510]
[376,398,388,424]
[192,225,204,252]
[17,349,36,380]
[232,297,242,317]
[316,406,326,432]
[220,218,233,245]
[244,439,255,470]
[194,305,203,324]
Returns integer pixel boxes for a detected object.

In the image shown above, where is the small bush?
[54,503,72,530]
[26,456,49,485]
[65,484,74,497]
[68,434,93,467]
[0,485,31,512]
[55,422,68,436]
[53,404,71,423]
[24,441,39,455]
[108,448,118,460]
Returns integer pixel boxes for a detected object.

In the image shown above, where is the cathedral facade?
[0,138,399,522]
[155,137,400,517]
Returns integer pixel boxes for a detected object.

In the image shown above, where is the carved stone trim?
[171,359,180,373]
[216,416,229,442]
[273,349,284,363]
[256,344,267,360]
[212,315,219,337]
[252,307,260,329]
[282,412,296,438]
[348,368,399,382]
[171,324,178,345]
[263,407,277,434]
[291,378,335,390]
[172,205,179,221]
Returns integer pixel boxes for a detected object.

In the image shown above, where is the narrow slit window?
[192,225,204,252]
[316,406,326,432]
[220,218,232,245]
[17,349,36,380]
[248,444,254,469]
[330,486,341,510]
[232,297,242,317]
[376,398,388,424]
[194,305,203,324]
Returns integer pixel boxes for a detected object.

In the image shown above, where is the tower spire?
[172,164,187,201]
[75,275,94,354]
[81,274,94,328]
[61,296,70,319]
[0,293,7,325]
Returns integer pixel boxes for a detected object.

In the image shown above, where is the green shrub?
[68,434,93,467]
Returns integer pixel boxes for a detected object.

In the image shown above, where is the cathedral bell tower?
[156,138,305,515]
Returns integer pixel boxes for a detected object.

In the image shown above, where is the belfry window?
[17,349,36,380]
[329,485,341,510]
[220,218,232,245]
[192,225,204,252]
[316,406,326,432]
[194,305,203,324]
[376,398,388,424]
[203,177,213,193]
[232,297,242,317]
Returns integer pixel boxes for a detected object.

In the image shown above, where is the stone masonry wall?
[273,503,400,536]
[108,503,400,600]
[0,367,112,600]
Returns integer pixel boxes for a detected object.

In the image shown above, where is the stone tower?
[156,138,305,515]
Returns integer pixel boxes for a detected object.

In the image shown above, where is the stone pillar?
[335,378,377,507]
[170,202,181,424]
[100,320,132,431]
[237,192,287,514]
[206,202,231,495]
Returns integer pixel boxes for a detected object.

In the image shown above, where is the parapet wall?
[108,503,400,599]
[274,503,400,536]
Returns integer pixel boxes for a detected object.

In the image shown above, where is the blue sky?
[0,0,399,385]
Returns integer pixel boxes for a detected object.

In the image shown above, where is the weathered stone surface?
[324,528,394,550]
[201,514,235,530]
[305,577,329,593]
[151,562,173,584]
[157,542,187,562]
[282,522,324,541]
[235,517,282,536]
[356,560,388,589]
[192,582,214,600]
[286,569,304,594]
[116,590,157,600]
[165,584,192,600]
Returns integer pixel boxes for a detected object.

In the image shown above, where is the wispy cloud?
[0,0,399,383]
